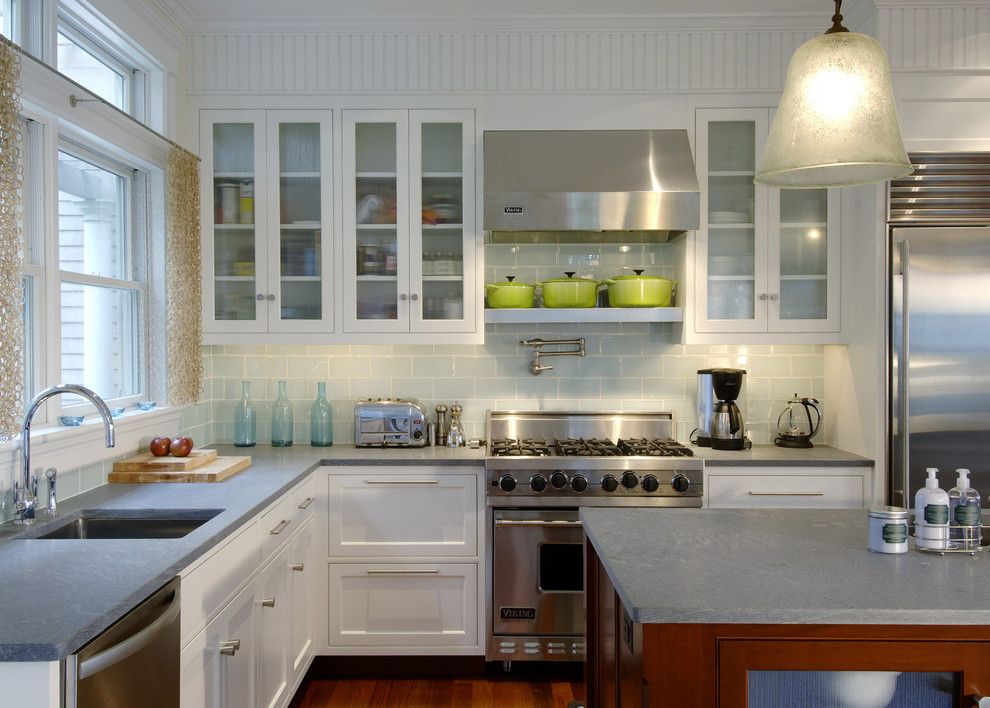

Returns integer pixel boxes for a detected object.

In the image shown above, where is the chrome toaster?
[354,399,427,447]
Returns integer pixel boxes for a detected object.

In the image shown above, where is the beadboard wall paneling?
[188,29,818,94]
[880,5,990,71]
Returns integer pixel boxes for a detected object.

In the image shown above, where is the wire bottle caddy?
[910,521,989,557]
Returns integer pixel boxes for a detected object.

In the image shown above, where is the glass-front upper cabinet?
[201,109,333,338]
[695,108,839,336]
[342,109,476,335]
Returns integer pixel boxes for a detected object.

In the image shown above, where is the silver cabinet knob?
[399,293,408,301]
[267,293,276,301]
[256,293,265,301]
[261,597,276,608]
[219,639,240,656]
[758,293,769,301]
[769,293,780,301]
[290,563,304,572]
[411,293,419,301]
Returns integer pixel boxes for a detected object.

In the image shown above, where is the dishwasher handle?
[77,586,181,680]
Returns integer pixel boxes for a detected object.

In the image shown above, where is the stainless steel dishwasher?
[65,576,180,708]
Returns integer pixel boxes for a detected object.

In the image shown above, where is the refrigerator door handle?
[898,239,910,508]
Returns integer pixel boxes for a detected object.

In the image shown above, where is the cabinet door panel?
[328,562,477,647]
[220,581,256,708]
[267,112,334,334]
[180,623,221,708]
[257,547,290,708]
[201,110,269,334]
[328,472,478,557]
[289,519,316,677]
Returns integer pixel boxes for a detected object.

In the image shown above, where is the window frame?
[53,139,149,416]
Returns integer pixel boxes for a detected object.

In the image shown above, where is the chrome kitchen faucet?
[16,384,115,524]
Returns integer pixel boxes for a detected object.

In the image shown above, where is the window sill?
[0,407,182,486]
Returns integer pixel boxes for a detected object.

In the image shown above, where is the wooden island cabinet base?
[585,540,990,708]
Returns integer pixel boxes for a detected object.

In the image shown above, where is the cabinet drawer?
[292,475,317,521]
[180,519,260,647]
[329,472,478,557]
[328,562,478,647]
[261,494,295,561]
[708,474,864,508]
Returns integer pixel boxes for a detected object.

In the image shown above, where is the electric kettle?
[774,394,823,448]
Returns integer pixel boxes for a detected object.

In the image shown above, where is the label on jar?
[925,503,949,524]
[954,504,980,526]
[883,522,908,544]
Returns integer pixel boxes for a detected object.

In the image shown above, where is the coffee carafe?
[710,368,748,451]
[774,394,822,448]
[693,368,716,447]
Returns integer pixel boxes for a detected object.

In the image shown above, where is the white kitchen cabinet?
[693,108,840,338]
[328,471,478,557]
[325,465,484,655]
[257,546,290,708]
[705,466,868,509]
[341,109,478,337]
[200,109,334,341]
[288,518,316,678]
[180,578,258,708]
[328,562,478,648]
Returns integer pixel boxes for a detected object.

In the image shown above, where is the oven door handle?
[494,519,584,527]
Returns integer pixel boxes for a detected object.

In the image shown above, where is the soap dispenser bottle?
[914,468,949,550]
[948,468,982,550]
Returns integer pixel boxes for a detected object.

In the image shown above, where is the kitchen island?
[582,507,990,707]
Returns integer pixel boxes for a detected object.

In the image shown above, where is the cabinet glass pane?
[778,189,828,320]
[278,123,322,321]
[355,123,398,320]
[421,123,464,321]
[213,123,256,321]
[748,670,956,707]
[707,122,756,320]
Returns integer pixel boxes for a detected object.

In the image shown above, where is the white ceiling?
[159,0,831,24]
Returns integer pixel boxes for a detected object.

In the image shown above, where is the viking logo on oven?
[500,607,536,621]
[504,206,523,214]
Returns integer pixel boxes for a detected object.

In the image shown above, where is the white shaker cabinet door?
[328,470,479,557]
[289,517,316,678]
[257,545,290,708]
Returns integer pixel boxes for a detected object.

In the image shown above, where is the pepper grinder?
[435,404,448,446]
[447,403,465,448]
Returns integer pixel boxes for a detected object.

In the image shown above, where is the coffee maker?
[694,368,716,446]
[711,368,748,451]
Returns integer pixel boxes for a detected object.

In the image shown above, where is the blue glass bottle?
[271,380,294,447]
[310,382,333,447]
[234,380,256,447]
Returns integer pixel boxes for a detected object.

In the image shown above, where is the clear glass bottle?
[310,382,333,447]
[271,380,294,447]
[234,380,256,447]
[949,468,982,550]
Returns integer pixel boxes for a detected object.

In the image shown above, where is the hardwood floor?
[291,674,583,707]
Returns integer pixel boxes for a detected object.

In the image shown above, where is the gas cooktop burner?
[489,436,693,458]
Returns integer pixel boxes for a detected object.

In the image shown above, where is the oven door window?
[538,542,583,593]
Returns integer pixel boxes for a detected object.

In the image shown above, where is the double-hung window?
[55,144,146,411]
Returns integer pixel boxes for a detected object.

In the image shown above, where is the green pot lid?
[542,271,599,284]
[487,275,534,288]
[611,269,671,282]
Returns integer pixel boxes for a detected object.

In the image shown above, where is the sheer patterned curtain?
[165,146,203,405]
[0,36,23,439]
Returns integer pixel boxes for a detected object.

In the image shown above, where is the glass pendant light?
[755,0,912,189]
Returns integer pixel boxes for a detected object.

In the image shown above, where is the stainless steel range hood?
[484,129,700,242]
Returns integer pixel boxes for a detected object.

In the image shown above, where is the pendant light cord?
[825,0,850,34]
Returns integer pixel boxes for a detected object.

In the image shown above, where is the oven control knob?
[498,475,517,493]
[530,474,548,493]
[550,471,568,490]
[671,474,691,493]
[571,475,588,493]
[601,475,619,493]
[621,472,639,490]
[642,474,660,493]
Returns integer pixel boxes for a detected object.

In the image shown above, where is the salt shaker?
[435,404,448,446]
[447,404,465,448]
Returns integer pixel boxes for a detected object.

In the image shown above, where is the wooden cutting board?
[112,448,219,472]
[109,452,252,483]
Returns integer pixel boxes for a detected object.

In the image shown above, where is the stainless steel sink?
[29,509,224,540]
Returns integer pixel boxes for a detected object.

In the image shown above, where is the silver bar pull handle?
[495,519,584,527]
[290,563,304,572]
[269,519,290,535]
[364,480,439,485]
[219,639,240,656]
[747,491,824,497]
[366,569,440,575]
[899,239,911,509]
[297,496,315,509]
[261,597,276,608]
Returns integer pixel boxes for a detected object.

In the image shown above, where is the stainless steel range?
[484,411,703,665]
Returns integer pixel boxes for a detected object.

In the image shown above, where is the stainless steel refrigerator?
[889,154,990,507]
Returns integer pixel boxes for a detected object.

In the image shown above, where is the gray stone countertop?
[0,442,483,662]
[581,507,990,625]
[693,444,873,467]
